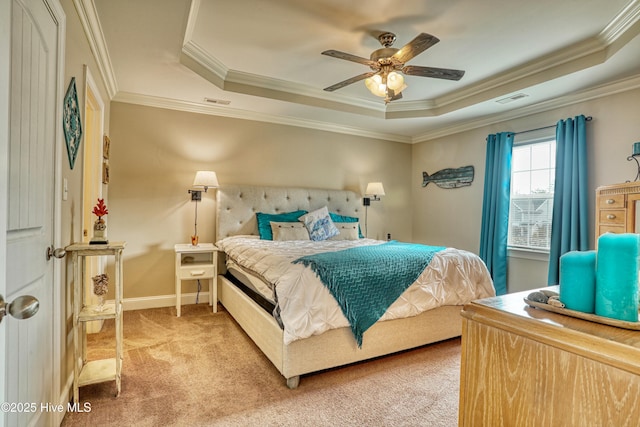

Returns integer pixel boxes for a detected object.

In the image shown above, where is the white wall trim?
[413,73,640,143]
[81,0,640,144]
[112,91,412,143]
[73,0,118,99]
[177,0,640,121]
[600,0,640,44]
[49,0,67,425]
[508,248,550,262]
[113,72,640,146]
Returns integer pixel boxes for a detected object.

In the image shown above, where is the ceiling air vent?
[496,93,529,104]
[204,97,230,105]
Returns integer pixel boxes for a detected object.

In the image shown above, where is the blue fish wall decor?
[422,165,474,189]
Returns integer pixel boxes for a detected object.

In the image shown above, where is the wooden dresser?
[459,288,640,426]
[595,182,640,244]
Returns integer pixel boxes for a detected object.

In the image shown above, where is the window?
[508,139,556,251]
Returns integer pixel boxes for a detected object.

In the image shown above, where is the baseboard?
[54,373,74,425]
[114,292,212,311]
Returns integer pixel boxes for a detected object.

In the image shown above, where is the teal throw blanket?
[293,241,445,347]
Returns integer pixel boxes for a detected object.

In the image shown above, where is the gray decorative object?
[63,77,82,169]
[422,165,474,189]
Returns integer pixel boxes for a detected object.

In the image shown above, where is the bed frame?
[216,184,463,388]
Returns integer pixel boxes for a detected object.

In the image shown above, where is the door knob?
[0,294,40,324]
[46,246,66,260]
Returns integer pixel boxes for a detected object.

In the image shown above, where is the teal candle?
[559,251,596,313]
[595,233,640,322]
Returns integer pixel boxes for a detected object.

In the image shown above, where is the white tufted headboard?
[216,185,363,241]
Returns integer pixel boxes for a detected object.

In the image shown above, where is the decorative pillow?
[256,210,307,240]
[299,206,340,241]
[329,212,364,238]
[270,221,310,241]
[329,222,360,240]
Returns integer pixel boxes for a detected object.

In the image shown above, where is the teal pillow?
[329,213,364,238]
[256,210,307,240]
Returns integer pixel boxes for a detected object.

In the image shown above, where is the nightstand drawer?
[176,265,215,280]
[598,209,625,225]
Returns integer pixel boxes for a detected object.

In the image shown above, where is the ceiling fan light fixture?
[365,71,406,99]
[365,74,387,97]
[321,32,465,103]
[386,71,405,92]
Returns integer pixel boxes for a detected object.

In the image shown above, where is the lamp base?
[191,235,199,246]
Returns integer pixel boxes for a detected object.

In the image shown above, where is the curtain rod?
[510,116,592,136]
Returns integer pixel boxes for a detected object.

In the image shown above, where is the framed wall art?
[63,77,82,169]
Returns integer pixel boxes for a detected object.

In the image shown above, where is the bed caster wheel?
[286,376,300,389]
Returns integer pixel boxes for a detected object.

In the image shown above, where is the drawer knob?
[607,214,616,220]
[606,199,615,204]
[190,270,205,276]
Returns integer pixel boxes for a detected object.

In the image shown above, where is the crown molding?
[112,91,411,143]
[600,0,640,44]
[73,0,118,99]
[111,73,640,146]
[88,0,640,144]
[180,0,640,120]
[413,74,640,143]
[181,43,387,118]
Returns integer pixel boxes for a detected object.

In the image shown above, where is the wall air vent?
[204,97,231,105]
[496,93,529,104]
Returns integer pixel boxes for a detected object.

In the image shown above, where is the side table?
[66,241,126,403]
[174,243,218,317]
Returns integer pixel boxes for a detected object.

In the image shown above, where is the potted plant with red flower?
[90,198,109,244]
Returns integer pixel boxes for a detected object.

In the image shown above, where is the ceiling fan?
[321,32,465,103]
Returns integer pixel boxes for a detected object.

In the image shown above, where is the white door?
[2,1,61,426]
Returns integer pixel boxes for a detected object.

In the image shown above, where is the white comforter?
[216,236,495,344]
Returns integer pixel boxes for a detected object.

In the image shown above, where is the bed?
[215,185,495,388]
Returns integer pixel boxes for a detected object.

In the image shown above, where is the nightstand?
[174,243,218,317]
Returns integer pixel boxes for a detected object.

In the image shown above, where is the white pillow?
[299,206,339,241]
[330,222,360,240]
[270,221,310,241]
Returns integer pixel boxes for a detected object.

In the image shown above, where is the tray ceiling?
[90,0,640,142]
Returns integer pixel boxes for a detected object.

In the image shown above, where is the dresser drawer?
[597,194,625,209]
[598,224,625,235]
[598,209,625,225]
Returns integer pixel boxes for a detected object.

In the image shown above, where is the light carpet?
[61,304,461,426]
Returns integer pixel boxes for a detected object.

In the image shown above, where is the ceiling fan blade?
[402,65,465,81]
[321,50,377,67]
[392,33,439,64]
[323,72,377,92]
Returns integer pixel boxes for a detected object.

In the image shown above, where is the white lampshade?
[386,72,405,91]
[365,182,385,197]
[365,72,407,98]
[192,171,219,190]
[364,74,386,97]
